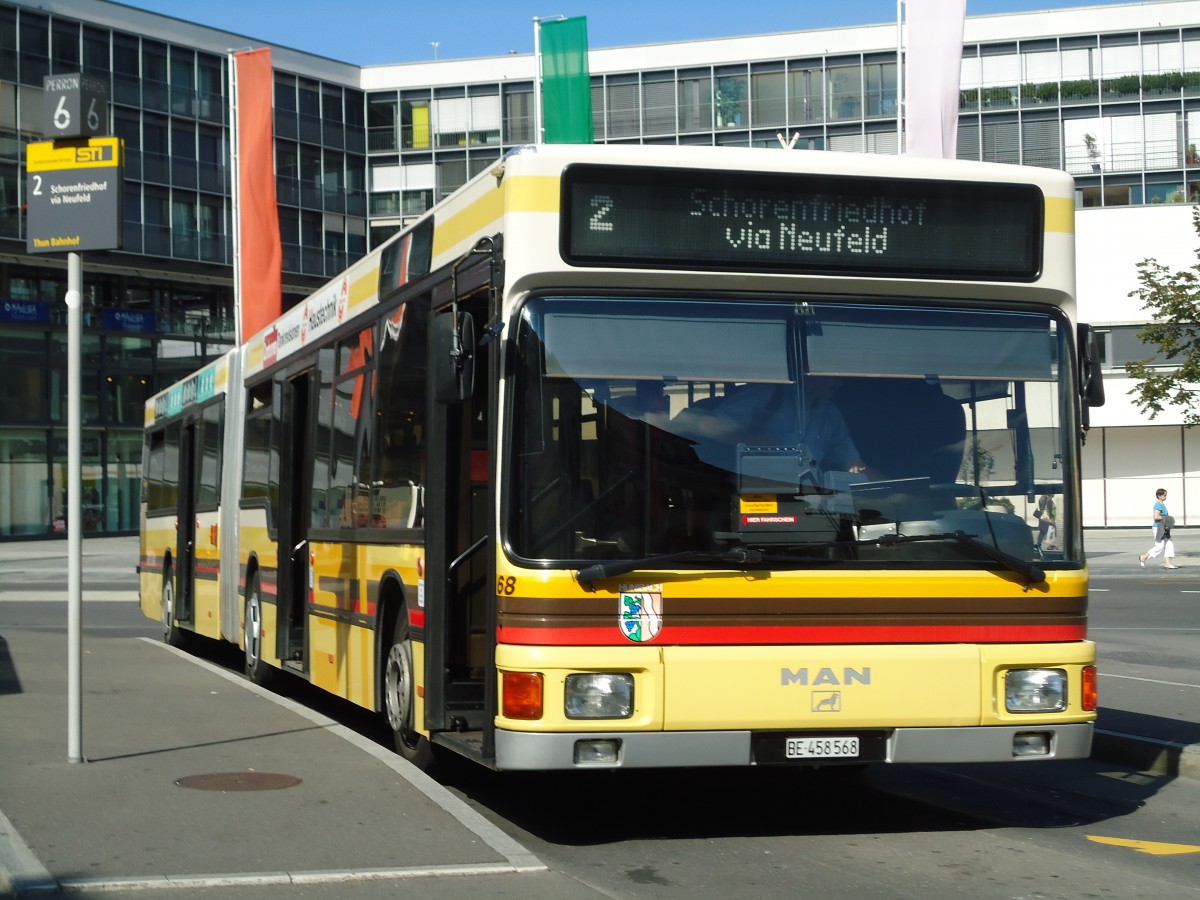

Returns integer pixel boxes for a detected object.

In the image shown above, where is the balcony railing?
[963,73,1200,113]
[368,126,397,152]
[1066,137,1190,176]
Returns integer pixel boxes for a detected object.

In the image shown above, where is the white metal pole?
[228,52,243,345]
[66,251,83,763]
[897,0,904,154]
[532,18,543,145]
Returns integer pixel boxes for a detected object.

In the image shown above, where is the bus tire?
[161,566,185,647]
[243,572,274,687]
[383,612,433,769]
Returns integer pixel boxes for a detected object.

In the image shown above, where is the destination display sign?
[26,137,123,254]
[562,164,1044,281]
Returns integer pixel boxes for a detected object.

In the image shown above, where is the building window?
[0,7,17,83]
[981,119,1019,165]
[606,78,639,139]
[468,88,501,146]
[826,63,862,122]
[677,71,712,133]
[402,95,431,150]
[787,66,822,126]
[435,156,467,200]
[503,87,533,144]
[1022,118,1060,169]
[0,430,49,536]
[51,18,80,72]
[113,33,139,106]
[0,327,47,423]
[170,46,195,117]
[643,73,675,136]
[369,93,398,152]
[863,61,896,118]
[18,11,48,87]
[750,68,785,129]
[142,39,167,112]
[714,69,747,129]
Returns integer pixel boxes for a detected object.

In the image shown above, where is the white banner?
[903,0,966,159]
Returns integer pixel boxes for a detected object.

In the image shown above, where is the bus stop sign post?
[65,256,83,763]
[26,74,122,764]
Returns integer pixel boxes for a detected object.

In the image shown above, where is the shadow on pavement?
[0,634,19,695]
[1095,708,1200,777]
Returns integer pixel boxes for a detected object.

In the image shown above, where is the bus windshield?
[508,296,1075,569]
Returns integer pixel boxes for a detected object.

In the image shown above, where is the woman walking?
[1139,487,1177,569]
[1035,492,1056,549]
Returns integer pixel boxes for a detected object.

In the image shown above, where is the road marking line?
[1087,835,1200,855]
[1098,673,1200,689]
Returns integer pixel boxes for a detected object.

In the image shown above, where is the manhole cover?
[175,771,302,792]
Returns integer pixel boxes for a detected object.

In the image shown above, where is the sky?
[115,0,1138,66]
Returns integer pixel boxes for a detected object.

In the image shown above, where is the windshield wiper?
[575,548,766,588]
[861,530,1045,588]
[574,531,1045,589]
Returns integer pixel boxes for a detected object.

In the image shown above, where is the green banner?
[540,16,593,144]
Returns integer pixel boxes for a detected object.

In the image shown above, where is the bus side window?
[243,380,275,526]
[310,348,337,530]
[146,429,166,511]
[373,301,427,529]
[198,402,222,507]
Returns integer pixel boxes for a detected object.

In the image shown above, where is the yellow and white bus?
[141,144,1104,771]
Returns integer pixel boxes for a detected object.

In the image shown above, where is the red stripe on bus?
[408,608,425,629]
[496,623,1087,646]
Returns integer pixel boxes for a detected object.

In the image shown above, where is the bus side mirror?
[433,310,476,404]
[1077,323,1105,408]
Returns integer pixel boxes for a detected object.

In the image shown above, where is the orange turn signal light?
[1082,665,1098,711]
[502,671,544,720]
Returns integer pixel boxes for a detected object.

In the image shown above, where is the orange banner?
[234,48,282,341]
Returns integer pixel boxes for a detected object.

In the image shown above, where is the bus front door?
[275,369,313,670]
[174,420,197,627]
[425,301,494,759]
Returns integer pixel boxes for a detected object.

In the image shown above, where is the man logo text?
[780,667,871,686]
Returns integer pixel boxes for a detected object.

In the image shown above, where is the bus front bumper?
[492,723,1093,771]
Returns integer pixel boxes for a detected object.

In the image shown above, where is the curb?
[1092,730,1200,781]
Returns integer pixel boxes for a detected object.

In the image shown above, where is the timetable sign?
[42,73,109,139]
[26,138,124,254]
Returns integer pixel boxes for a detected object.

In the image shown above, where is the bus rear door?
[275,368,314,670]
[174,419,197,627]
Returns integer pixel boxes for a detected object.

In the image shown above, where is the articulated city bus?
[140,144,1105,771]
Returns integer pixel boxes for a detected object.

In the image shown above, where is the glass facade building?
[0,0,1196,536]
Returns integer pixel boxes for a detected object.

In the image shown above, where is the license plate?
[785,736,860,759]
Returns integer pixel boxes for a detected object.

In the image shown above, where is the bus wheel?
[161,567,185,647]
[243,573,273,687]
[384,614,432,768]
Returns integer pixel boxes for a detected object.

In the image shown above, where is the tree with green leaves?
[1126,207,1200,426]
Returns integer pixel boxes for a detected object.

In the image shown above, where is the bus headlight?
[1005,668,1067,713]
[564,673,633,719]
